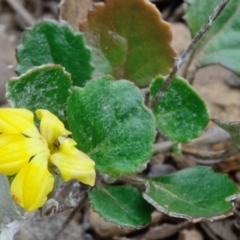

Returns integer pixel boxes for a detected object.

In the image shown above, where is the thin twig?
[153,126,231,163]
[151,0,230,108]
[5,0,35,26]
[154,141,173,154]
[52,185,90,240]
[181,144,239,165]
[119,175,146,192]
[200,223,221,240]
[182,145,226,164]
[181,51,195,80]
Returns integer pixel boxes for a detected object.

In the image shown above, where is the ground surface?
[0,0,240,239]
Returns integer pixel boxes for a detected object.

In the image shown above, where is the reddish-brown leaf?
[80,0,177,87]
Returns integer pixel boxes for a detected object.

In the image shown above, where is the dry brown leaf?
[178,229,203,240]
[59,0,92,31]
[88,207,135,238]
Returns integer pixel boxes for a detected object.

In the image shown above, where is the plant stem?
[151,0,230,109]
[181,51,194,79]
[119,175,146,191]
[154,141,173,154]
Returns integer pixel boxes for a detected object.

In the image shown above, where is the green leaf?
[16,19,93,87]
[184,0,240,76]
[0,174,23,221]
[89,185,153,227]
[67,76,155,177]
[143,166,239,222]
[7,64,71,120]
[79,0,177,87]
[150,75,209,143]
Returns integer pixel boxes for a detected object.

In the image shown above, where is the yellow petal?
[0,108,40,137]
[10,153,54,212]
[0,134,50,175]
[50,138,96,186]
[36,109,71,149]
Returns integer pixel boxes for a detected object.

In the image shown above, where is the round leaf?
[150,75,209,143]
[67,77,155,177]
[143,166,239,222]
[16,20,93,87]
[90,185,153,227]
[79,0,177,87]
[7,64,71,120]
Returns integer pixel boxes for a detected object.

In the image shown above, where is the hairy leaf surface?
[16,20,93,86]
[150,75,209,142]
[143,166,238,222]
[7,64,71,120]
[67,77,155,176]
[90,185,153,227]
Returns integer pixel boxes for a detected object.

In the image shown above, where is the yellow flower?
[0,108,96,212]
[50,137,95,185]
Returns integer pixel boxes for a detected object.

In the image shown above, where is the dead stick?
[181,144,239,164]
[154,141,173,154]
[151,0,230,108]
[6,0,35,26]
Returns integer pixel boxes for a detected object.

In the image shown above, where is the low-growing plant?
[0,0,239,238]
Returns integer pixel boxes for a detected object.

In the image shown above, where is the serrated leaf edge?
[16,19,94,85]
[6,64,72,106]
